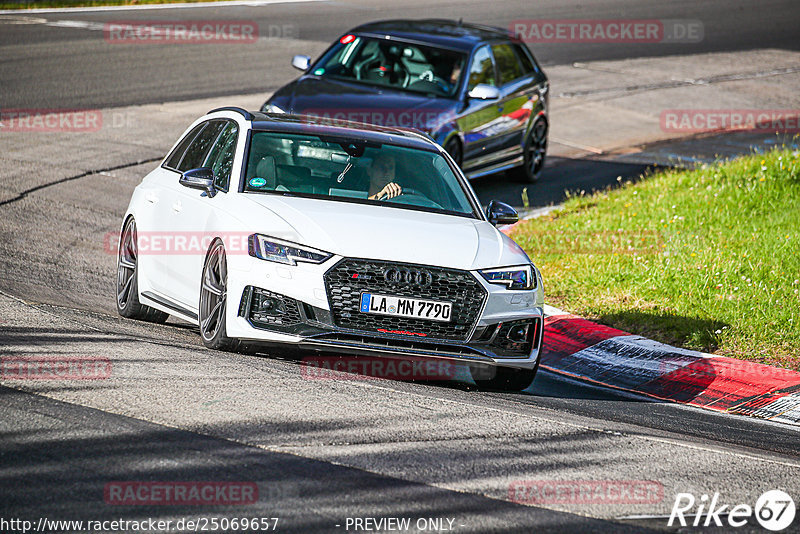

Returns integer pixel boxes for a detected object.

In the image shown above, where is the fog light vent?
[507,323,530,343]
[241,286,302,328]
[493,319,536,354]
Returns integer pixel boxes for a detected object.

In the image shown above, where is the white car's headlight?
[248,235,331,266]
[264,103,286,114]
[479,264,536,290]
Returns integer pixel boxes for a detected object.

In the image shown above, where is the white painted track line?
[0,0,325,15]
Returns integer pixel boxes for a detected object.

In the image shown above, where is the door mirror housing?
[468,84,501,100]
[292,54,311,71]
[486,200,518,226]
[179,168,217,198]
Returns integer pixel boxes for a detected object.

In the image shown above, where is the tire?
[198,239,252,353]
[471,364,538,392]
[511,117,547,183]
[116,218,169,323]
[444,137,463,168]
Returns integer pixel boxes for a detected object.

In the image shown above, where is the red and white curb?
[540,305,800,427]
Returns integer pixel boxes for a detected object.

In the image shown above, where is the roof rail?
[414,18,507,35]
[393,126,434,143]
[461,21,511,36]
[207,107,255,120]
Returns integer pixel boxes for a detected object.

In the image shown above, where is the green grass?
[512,147,800,370]
[0,0,225,8]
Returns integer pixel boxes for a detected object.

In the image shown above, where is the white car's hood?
[239,195,530,270]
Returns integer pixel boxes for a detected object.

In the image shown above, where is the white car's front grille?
[323,258,487,341]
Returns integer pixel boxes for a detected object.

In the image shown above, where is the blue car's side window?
[491,43,524,86]
[513,44,536,75]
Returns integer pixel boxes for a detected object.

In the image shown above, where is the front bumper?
[225,255,544,369]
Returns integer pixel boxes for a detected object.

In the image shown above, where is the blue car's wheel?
[444,137,462,168]
[514,118,547,183]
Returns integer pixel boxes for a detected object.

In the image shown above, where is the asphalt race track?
[2,0,799,109]
[1,1,800,532]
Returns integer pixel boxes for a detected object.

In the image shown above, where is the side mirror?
[292,54,311,71]
[179,168,217,198]
[468,84,501,100]
[486,200,518,226]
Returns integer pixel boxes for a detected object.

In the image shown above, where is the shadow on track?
[470,157,660,209]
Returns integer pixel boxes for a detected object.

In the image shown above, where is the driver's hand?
[370,182,402,200]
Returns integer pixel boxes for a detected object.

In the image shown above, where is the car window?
[513,43,537,75]
[313,35,467,98]
[468,45,496,90]
[491,43,524,85]
[177,120,227,172]
[203,121,239,191]
[164,123,205,170]
[243,131,477,218]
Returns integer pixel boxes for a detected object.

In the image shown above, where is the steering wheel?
[387,187,443,210]
[419,69,434,82]
[364,65,410,87]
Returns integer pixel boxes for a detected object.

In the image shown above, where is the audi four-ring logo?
[383,268,434,286]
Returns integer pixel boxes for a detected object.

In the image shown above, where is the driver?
[436,60,463,94]
[446,62,462,89]
[367,153,403,200]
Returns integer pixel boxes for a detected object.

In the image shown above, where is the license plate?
[360,293,452,322]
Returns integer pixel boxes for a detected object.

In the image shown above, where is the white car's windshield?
[244,132,477,218]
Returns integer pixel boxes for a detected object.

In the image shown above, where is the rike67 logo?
[669,490,795,531]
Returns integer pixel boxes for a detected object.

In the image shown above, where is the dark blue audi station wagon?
[262,19,549,182]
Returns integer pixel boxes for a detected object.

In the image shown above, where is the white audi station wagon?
[117,107,544,390]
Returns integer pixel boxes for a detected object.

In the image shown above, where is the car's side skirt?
[140,291,198,323]
[465,156,524,180]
